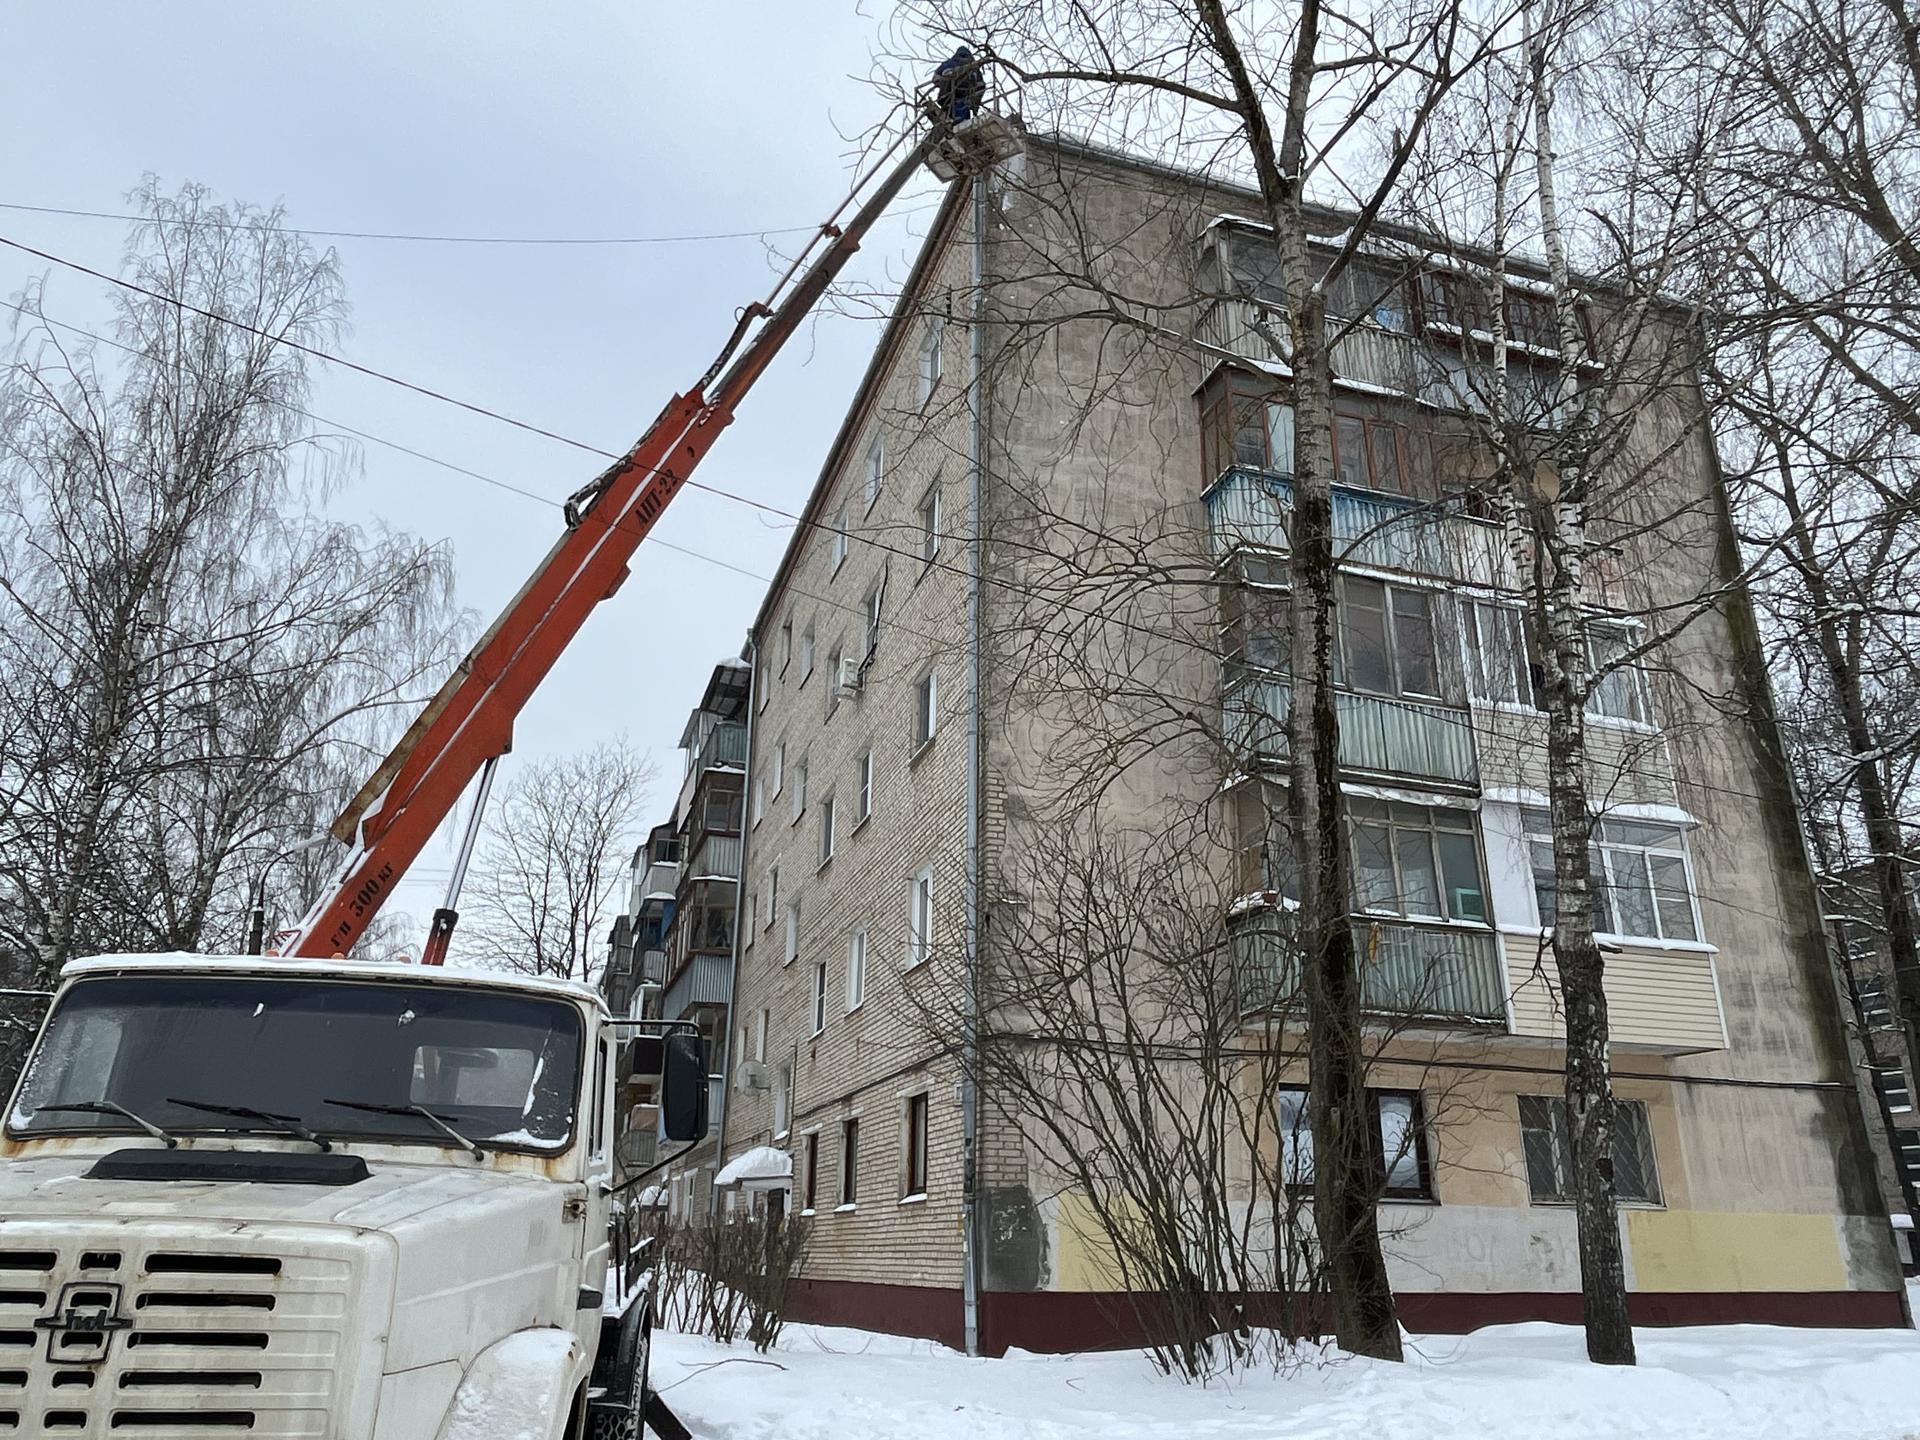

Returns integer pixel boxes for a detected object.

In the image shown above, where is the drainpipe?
[961,172,987,1358]
[710,636,758,1216]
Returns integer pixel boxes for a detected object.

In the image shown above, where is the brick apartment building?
[654,135,1904,1352]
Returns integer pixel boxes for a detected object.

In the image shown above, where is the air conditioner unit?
[835,655,865,697]
[735,1060,772,1093]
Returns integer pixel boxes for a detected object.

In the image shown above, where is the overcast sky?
[2,3,948,924]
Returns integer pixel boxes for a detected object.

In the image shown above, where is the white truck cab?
[0,954,700,1439]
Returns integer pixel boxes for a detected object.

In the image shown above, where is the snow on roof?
[637,1185,667,1208]
[60,953,609,1009]
[716,1144,793,1189]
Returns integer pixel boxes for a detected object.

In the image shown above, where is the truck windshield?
[7,975,584,1153]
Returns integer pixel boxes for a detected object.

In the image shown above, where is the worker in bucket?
[932,46,986,125]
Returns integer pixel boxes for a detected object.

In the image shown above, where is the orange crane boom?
[284,106,1020,963]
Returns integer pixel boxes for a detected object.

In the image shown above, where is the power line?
[0,239,1812,819]
[0,198,941,248]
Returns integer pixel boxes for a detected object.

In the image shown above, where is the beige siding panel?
[1504,932,1725,1052]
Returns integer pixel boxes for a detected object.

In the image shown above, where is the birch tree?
[0,180,462,1056]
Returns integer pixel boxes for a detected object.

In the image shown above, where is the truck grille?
[0,1236,356,1436]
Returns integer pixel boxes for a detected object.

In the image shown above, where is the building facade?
[706,137,1904,1353]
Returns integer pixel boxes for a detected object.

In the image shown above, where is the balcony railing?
[1231,910,1506,1023]
[662,952,731,1023]
[640,948,666,985]
[684,832,743,882]
[1197,297,1571,426]
[1224,674,1477,787]
[1206,466,1514,588]
[638,859,680,902]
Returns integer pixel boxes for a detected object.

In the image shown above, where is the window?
[863,581,884,657]
[751,772,765,825]
[1519,1095,1661,1205]
[792,757,808,822]
[800,623,816,681]
[819,792,836,865]
[767,864,779,916]
[1329,410,1431,498]
[780,616,794,674]
[833,499,850,571]
[865,434,885,508]
[855,749,873,824]
[1524,808,1700,942]
[803,1132,820,1211]
[847,928,868,1011]
[1198,371,1294,479]
[1349,799,1487,923]
[908,866,934,967]
[773,1063,791,1137]
[753,1008,768,1062]
[746,887,758,938]
[913,669,939,748]
[1222,554,1290,678]
[1874,1066,1914,1114]
[784,900,800,965]
[757,657,770,711]
[919,484,942,562]
[1587,622,1652,725]
[841,1117,860,1205]
[770,742,784,797]
[1275,1087,1433,1199]
[1464,601,1535,707]
[917,317,944,404]
[811,958,828,1035]
[904,1092,930,1198]
[825,645,842,717]
[1339,576,1445,700]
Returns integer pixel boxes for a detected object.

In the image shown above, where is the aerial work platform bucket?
[927,110,1026,182]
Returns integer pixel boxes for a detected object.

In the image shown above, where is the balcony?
[1197,297,1569,427]
[1224,674,1476,787]
[640,948,666,985]
[684,831,743,882]
[638,858,680,903]
[675,720,748,818]
[1206,466,1514,587]
[662,952,731,1023]
[1231,909,1506,1023]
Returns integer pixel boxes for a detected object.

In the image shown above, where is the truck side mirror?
[659,1032,708,1143]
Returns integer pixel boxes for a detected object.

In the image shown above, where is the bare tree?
[0,179,462,1064]
[459,739,656,983]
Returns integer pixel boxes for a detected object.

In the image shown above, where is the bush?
[636,1209,811,1353]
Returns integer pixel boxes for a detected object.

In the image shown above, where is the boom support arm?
[285,131,944,960]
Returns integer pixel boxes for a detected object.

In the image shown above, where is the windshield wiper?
[322,1098,486,1160]
[165,1097,332,1152]
[35,1100,177,1148]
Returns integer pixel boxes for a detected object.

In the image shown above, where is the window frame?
[832,498,850,572]
[799,622,816,682]
[1523,808,1703,944]
[1518,1094,1662,1206]
[863,581,884,658]
[1586,620,1654,727]
[913,668,939,749]
[783,899,799,965]
[1275,1085,1435,1201]
[904,1091,930,1199]
[907,865,934,968]
[1463,599,1536,708]
[840,1117,860,1206]
[1347,798,1489,925]
[855,749,873,825]
[803,1131,820,1212]
[847,927,868,1012]
[792,755,808,823]
[779,617,794,675]
[864,433,885,511]
[819,790,836,866]
[1337,574,1449,703]
[811,957,829,1036]
[919,483,942,562]
[917,316,944,406]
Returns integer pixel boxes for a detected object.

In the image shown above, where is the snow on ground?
[653,1319,1920,1440]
